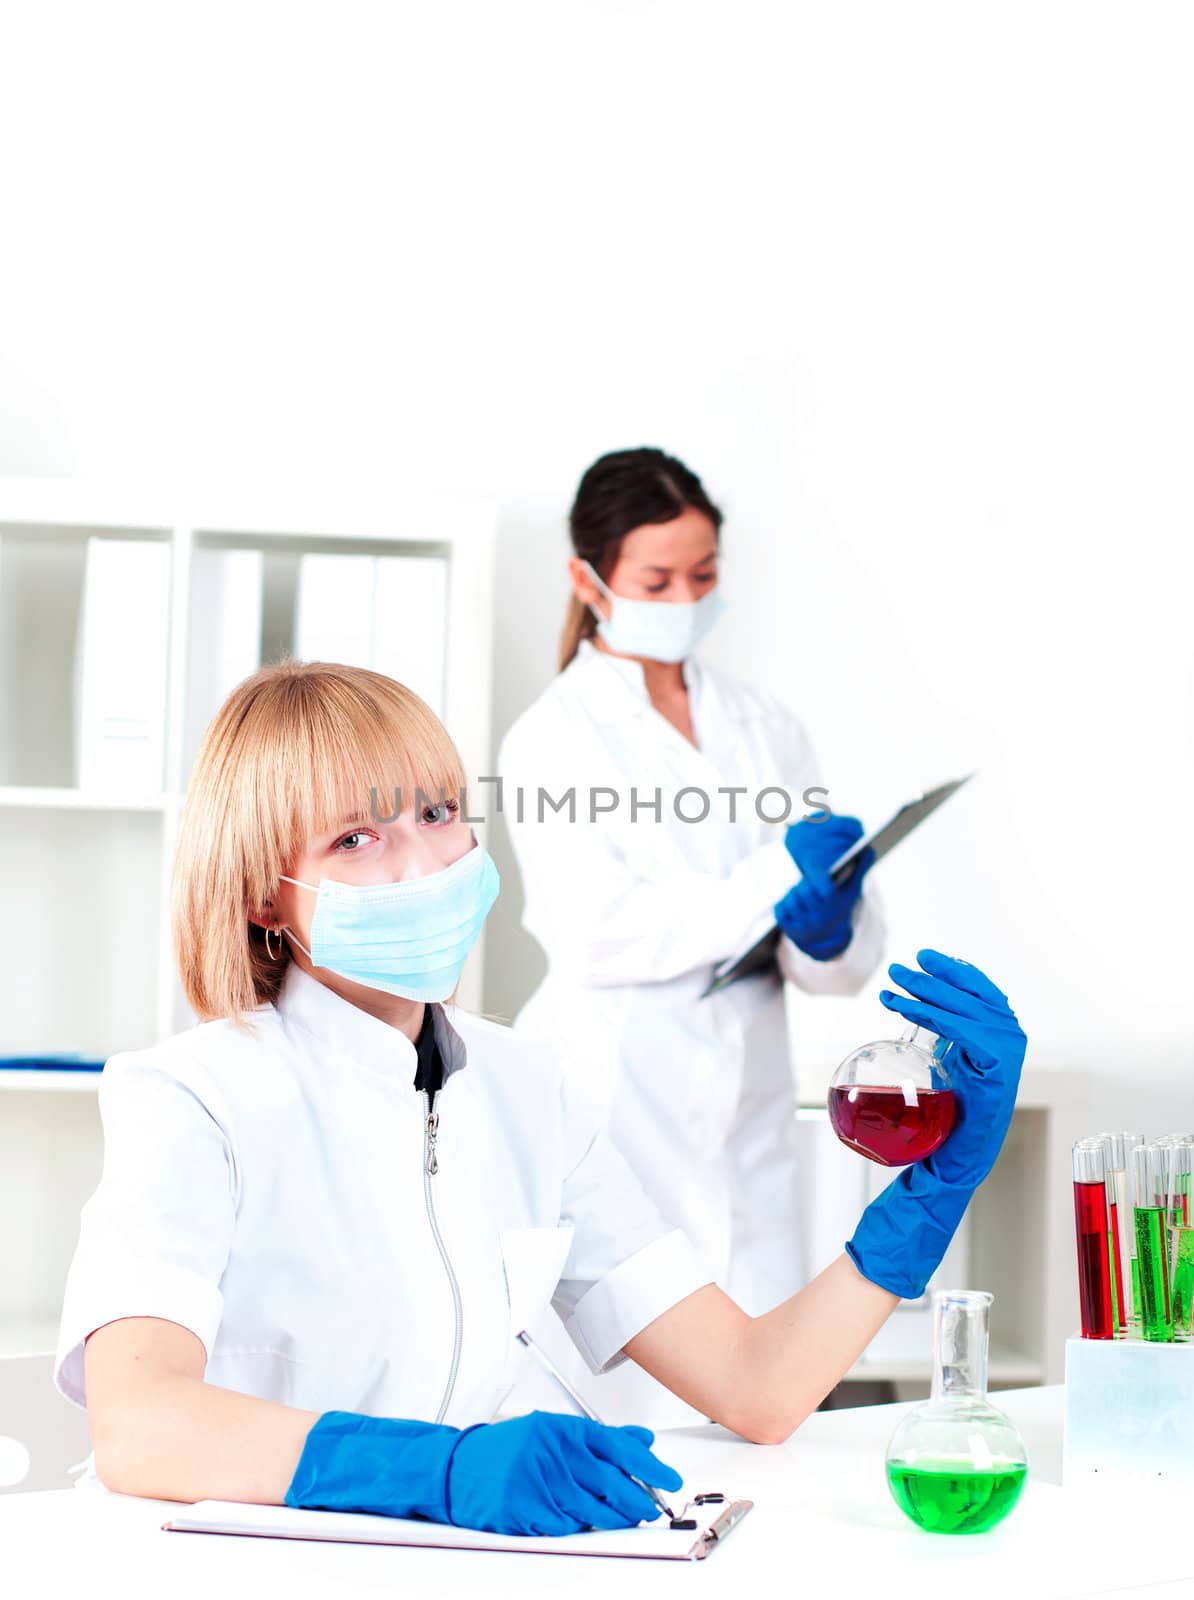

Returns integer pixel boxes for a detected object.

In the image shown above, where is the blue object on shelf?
[0,1054,105,1072]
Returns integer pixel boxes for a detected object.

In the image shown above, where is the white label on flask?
[966,1432,995,1474]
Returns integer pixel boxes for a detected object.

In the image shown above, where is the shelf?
[799,1064,1085,1115]
[0,1315,60,1358]
[0,1071,102,1093]
[0,785,173,812]
[0,476,496,544]
[845,1343,1044,1386]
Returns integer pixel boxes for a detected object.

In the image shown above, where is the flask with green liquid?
[885,1290,1028,1535]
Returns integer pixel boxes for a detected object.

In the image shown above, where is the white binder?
[294,551,447,716]
[74,537,171,791]
[183,545,263,776]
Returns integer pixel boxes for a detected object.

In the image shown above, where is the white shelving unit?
[846,1343,1044,1389]
[0,1073,103,1095]
[0,478,496,1354]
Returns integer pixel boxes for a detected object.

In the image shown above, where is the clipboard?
[700,773,974,998]
[163,1494,753,1562]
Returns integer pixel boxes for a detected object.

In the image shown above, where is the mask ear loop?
[581,559,618,626]
[581,559,615,600]
[276,875,318,964]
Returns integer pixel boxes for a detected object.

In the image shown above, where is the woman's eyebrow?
[334,811,371,829]
[635,557,718,575]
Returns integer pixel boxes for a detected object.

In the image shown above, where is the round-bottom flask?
[885,1290,1028,1535]
[828,1025,957,1167]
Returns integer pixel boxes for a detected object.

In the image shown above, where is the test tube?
[1132,1142,1173,1342]
[1164,1142,1192,1327]
[1172,1135,1194,1340]
[1122,1133,1145,1324]
[1172,1227,1194,1341]
[1073,1139,1115,1339]
[1095,1134,1126,1333]
[1166,1139,1192,1227]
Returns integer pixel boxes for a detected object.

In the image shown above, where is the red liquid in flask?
[827,1085,957,1167]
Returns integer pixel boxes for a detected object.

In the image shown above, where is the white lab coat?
[54,962,710,1480]
[498,640,884,1424]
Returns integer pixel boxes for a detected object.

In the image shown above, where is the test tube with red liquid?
[1073,1138,1115,1339]
[1094,1133,1127,1332]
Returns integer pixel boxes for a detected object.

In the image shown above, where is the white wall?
[1,1,1192,1120]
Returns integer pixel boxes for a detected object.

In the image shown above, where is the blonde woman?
[55,661,1025,1534]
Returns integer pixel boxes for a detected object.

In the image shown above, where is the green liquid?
[886,1458,1027,1534]
[1131,1254,1142,1324]
[1134,1206,1172,1341]
[1108,1226,1122,1333]
[1172,1228,1194,1340]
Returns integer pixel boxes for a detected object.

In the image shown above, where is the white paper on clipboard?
[163,1495,753,1561]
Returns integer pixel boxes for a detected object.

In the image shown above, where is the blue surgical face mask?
[583,561,725,663]
[280,841,500,1003]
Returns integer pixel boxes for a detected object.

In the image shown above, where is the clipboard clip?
[670,1491,724,1530]
[693,1498,753,1559]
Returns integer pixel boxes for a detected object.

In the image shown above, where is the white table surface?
[1,1387,1190,1600]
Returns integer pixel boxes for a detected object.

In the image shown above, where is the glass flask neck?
[898,1025,949,1061]
[930,1290,993,1401]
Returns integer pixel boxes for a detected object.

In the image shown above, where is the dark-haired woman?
[498,448,886,1425]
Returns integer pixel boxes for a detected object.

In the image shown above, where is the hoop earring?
[265,926,282,962]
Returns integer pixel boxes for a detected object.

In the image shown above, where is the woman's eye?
[421,797,461,826]
[645,582,670,595]
[334,831,372,852]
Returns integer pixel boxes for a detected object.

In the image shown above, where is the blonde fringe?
[172,659,465,1024]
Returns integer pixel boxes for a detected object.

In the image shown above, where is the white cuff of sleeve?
[54,1260,225,1408]
[564,1230,712,1376]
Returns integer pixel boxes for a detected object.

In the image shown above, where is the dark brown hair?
[559,447,724,669]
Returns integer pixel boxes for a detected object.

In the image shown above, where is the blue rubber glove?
[774,814,875,960]
[285,1409,683,1536]
[846,950,1027,1300]
[448,1411,681,1534]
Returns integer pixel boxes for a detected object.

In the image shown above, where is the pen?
[515,1329,677,1521]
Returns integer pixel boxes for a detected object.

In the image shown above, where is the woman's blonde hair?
[172,660,466,1024]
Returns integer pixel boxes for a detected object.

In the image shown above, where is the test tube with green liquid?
[1165,1143,1192,1337]
[1133,1142,1172,1341]
[1172,1227,1194,1341]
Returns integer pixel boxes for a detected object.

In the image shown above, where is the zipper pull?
[426,1106,440,1176]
